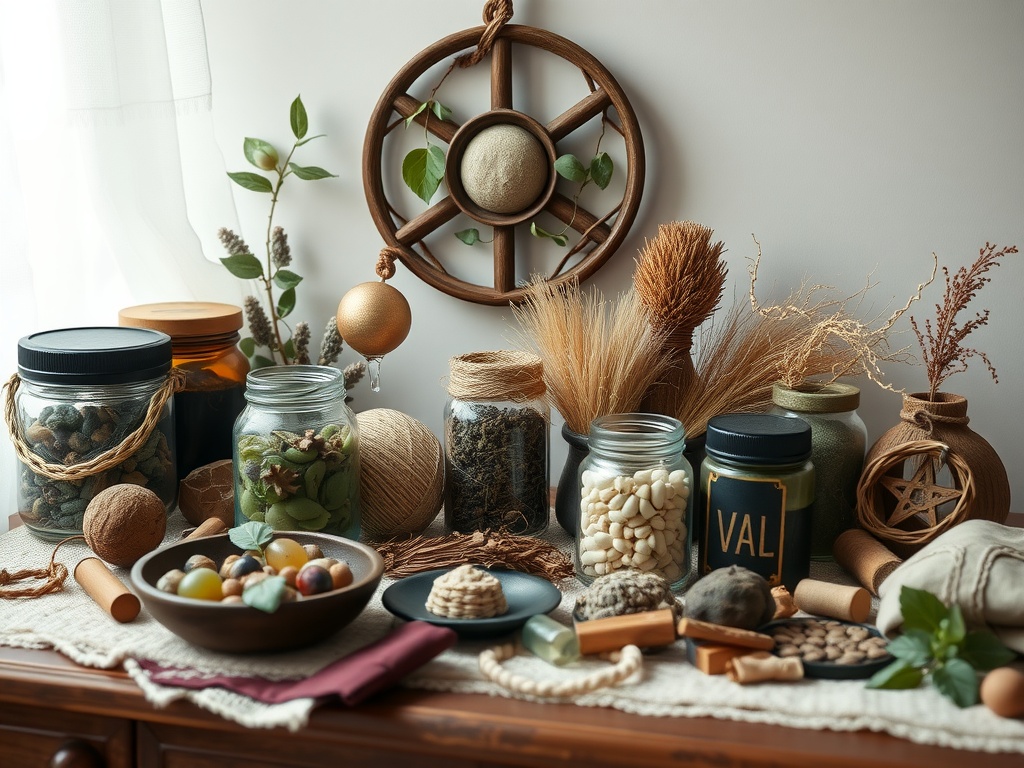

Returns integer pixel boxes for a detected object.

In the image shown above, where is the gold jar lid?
[771,381,860,414]
[118,302,243,338]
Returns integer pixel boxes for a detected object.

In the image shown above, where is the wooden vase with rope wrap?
[857,392,1010,558]
[5,327,182,541]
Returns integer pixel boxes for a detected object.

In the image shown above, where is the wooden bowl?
[130,532,384,653]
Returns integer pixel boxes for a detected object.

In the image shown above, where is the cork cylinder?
[74,557,141,623]
[833,528,902,595]
[575,608,678,655]
[794,578,871,623]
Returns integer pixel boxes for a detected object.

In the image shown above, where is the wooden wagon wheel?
[362,22,645,306]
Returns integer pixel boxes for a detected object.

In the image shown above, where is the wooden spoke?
[392,94,460,143]
[545,194,611,243]
[547,89,612,142]
[493,225,515,292]
[491,38,513,109]
[395,196,460,245]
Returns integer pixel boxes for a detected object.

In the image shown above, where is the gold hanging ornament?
[336,248,412,391]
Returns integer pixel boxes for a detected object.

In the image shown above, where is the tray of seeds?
[761,617,893,680]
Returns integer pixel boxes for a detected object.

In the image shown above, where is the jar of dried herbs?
[770,382,867,561]
[233,365,360,539]
[444,350,549,535]
[119,301,248,480]
[9,327,178,541]
[576,413,692,589]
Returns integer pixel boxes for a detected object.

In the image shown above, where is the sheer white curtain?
[0,0,241,532]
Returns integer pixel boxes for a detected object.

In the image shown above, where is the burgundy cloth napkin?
[136,621,457,706]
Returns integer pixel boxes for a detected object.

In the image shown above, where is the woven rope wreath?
[856,439,976,547]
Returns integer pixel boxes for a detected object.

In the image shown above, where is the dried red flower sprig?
[910,242,1018,401]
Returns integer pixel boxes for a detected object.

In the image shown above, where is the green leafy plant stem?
[258,141,301,364]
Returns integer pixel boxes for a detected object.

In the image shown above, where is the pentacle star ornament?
[879,455,963,527]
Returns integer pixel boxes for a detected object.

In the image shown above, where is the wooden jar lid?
[119,302,243,337]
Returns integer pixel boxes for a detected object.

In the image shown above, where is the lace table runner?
[1,514,1022,750]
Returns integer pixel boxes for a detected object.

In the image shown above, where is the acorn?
[82,484,166,568]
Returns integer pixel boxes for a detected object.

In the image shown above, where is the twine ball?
[356,408,443,540]
[460,124,548,214]
[83,484,166,567]
[336,281,412,358]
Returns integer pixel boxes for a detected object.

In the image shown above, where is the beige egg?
[980,667,1024,718]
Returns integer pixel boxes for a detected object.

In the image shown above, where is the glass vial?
[770,382,867,560]
[576,413,692,590]
[119,301,249,480]
[444,351,549,535]
[700,413,814,590]
[12,327,177,540]
[233,365,360,539]
[521,615,580,666]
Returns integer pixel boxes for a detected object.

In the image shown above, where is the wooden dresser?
[2,514,1022,767]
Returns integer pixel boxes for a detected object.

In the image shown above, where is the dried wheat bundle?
[511,279,670,435]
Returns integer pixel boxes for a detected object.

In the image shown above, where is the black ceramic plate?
[760,617,894,680]
[381,567,563,639]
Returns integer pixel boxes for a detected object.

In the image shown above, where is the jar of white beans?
[575,413,692,590]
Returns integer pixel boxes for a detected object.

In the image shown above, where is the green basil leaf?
[239,337,256,357]
[227,171,273,193]
[273,269,303,290]
[530,221,568,246]
[866,659,925,690]
[243,137,279,171]
[252,355,276,369]
[960,631,1016,671]
[220,253,264,279]
[288,163,337,180]
[590,152,614,190]
[455,228,480,245]
[294,133,326,147]
[277,287,296,318]
[554,154,588,183]
[404,101,428,128]
[945,604,966,645]
[243,574,287,614]
[430,100,453,122]
[290,95,308,139]
[402,146,445,204]
[886,630,932,667]
[900,586,949,634]
[229,521,274,552]
[932,658,979,707]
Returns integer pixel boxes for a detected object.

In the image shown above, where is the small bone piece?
[726,652,804,684]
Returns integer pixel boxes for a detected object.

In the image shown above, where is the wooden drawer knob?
[50,739,104,768]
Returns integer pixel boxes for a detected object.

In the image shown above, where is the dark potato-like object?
[683,566,775,630]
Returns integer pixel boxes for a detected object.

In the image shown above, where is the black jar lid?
[705,413,812,465]
[18,327,172,385]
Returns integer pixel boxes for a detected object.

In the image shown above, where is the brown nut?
[184,554,217,573]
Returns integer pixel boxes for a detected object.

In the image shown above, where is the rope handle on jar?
[478,643,643,698]
[2,369,186,482]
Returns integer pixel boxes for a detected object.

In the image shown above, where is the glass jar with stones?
[233,365,360,540]
[770,382,867,561]
[576,413,692,590]
[9,327,178,541]
[444,350,549,536]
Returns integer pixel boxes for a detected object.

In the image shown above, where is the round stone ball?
[356,408,444,541]
[83,484,167,567]
[460,124,548,214]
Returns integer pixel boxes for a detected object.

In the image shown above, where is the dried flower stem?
[911,242,1017,400]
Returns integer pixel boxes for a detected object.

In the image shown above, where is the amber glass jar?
[119,302,248,480]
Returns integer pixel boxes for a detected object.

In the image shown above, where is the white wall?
[199,0,1023,511]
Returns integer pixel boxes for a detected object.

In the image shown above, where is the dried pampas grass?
[512,279,670,435]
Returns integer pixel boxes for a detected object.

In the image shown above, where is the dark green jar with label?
[699,413,814,590]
